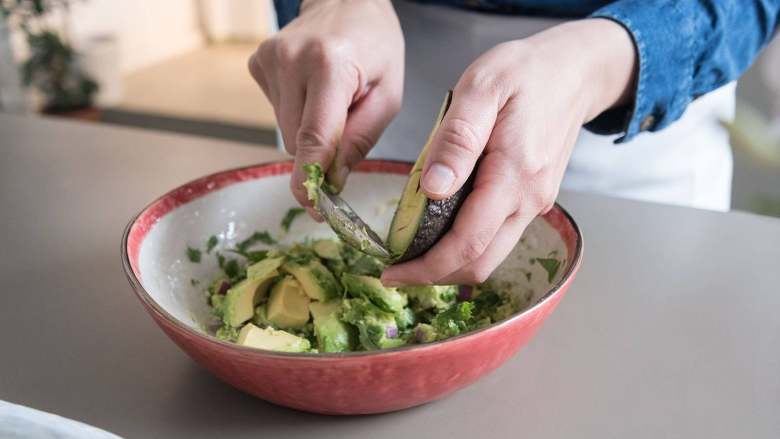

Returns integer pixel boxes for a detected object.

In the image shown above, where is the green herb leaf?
[236,231,276,252]
[431,302,474,338]
[206,235,218,253]
[281,207,305,232]
[186,246,201,263]
[223,259,241,279]
[216,252,225,268]
[190,278,200,286]
[225,249,269,263]
[535,257,561,283]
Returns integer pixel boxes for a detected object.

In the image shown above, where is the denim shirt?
[274,0,780,143]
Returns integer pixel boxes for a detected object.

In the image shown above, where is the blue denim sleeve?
[274,0,302,28]
[588,0,780,143]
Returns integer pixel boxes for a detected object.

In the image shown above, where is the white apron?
[277,1,735,211]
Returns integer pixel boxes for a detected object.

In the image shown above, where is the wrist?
[574,19,637,119]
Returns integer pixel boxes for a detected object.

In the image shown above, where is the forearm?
[588,0,780,142]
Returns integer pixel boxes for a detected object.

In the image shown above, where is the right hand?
[249,0,404,213]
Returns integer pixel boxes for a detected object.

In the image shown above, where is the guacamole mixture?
[185,212,531,353]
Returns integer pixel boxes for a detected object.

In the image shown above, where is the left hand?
[381,19,636,286]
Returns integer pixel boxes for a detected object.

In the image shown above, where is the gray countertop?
[1,113,779,438]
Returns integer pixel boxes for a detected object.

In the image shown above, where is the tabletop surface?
[1,113,779,439]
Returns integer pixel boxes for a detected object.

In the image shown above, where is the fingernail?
[382,279,402,288]
[332,165,349,191]
[422,163,455,195]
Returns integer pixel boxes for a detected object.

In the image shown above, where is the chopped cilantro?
[236,231,276,252]
[186,246,201,263]
[432,302,474,338]
[223,259,241,279]
[244,250,269,263]
[190,278,200,286]
[281,207,305,232]
[216,252,225,268]
[534,257,561,282]
[206,235,218,253]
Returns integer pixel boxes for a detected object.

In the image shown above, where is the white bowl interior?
[137,171,569,333]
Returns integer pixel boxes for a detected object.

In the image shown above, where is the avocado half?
[386,91,475,263]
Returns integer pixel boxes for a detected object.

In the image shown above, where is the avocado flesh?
[222,272,278,327]
[341,273,408,313]
[309,301,355,352]
[266,276,310,329]
[236,323,311,352]
[283,258,341,301]
[386,91,473,263]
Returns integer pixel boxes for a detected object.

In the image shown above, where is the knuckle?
[258,39,277,65]
[456,229,491,266]
[296,127,330,152]
[519,151,549,177]
[273,40,297,65]
[438,117,482,159]
[461,66,503,97]
[247,53,262,79]
[525,179,557,211]
[304,38,345,69]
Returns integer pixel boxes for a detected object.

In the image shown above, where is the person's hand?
[382,19,636,286]
[248,0,404,216]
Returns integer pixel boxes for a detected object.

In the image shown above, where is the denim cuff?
[274,0,302,28]
[587,2,694,143]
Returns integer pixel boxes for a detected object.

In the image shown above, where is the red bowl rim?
[121,159,583,359]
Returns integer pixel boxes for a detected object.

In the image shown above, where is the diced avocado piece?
[309,300,356,352]
[386,91,475,263]
[347,254,385,277]
[413,323,437,343]
[216,325,240,342]
[236,323,311,352]
[341,298,405,350]
[222,272,278,327]
[210,294,225,317]
[313,239,342,260]
[394,307,416,330]
[341,245,384,277]
[246,256,285,280]
[401,285,457,311]
[341,273,407,313]
[266,276,311,329]
[283,258,341,301]
[252,304,272,327]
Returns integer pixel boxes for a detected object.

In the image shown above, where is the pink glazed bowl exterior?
[122,160,583,415]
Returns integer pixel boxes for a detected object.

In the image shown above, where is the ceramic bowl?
[121,160,582,415]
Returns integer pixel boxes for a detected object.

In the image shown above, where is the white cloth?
[0,400,122,439]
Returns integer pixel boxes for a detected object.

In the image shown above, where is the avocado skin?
[394,171,475,263]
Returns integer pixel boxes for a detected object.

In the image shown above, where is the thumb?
[290,74,352,207]
[328,82,402,190]
[420,81,501,200]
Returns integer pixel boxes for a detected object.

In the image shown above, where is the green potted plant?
[1,0,99,120]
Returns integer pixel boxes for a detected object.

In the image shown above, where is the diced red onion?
[385,326,399,339]
[217,280,231,295]
[457,285,473,301]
